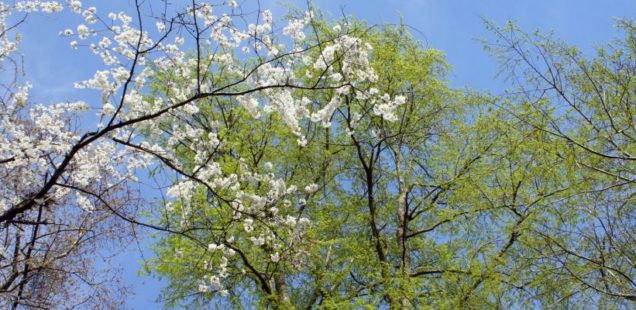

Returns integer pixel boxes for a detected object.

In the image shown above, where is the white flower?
[208,243,219,251]
[13,84,30,107]
[244,218,254,232]
[77,24,90,40]
[198,284,209,293]
[70,0,82,13]
[102,103,115,115]
[156,21,166,33]
[112,67,130,82]
[98,37,111,48]
[41,1,64,13]
[285,215,296,226]
[250,236,265,246]
[304,183,319,194]
[270,252,280,263]
[76,193,94,212]
[85,14,96,24]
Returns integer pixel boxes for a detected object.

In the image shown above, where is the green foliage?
[147,15,636,310]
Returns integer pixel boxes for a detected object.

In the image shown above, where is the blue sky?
[299,0,636,91]
[17,0,636,108]
[11,0,636,308]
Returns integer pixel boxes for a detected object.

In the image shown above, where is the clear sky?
[12,0,636,308]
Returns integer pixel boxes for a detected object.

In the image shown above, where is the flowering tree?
[1,0,634,308]
[148,19,498,308]
[0,0,403,307]
[149,15,636,310]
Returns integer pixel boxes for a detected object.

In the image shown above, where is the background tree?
[483,19,636,305]
[0,3,134,308]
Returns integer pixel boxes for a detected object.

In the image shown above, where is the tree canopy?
[0,1,633,309]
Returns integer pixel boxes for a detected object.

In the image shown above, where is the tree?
[0,3,134,308]
[483,19,636,306]
[0,0,393,307]
[2,0,634,308]
[150,14,636,310]
[148,18,491,308]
